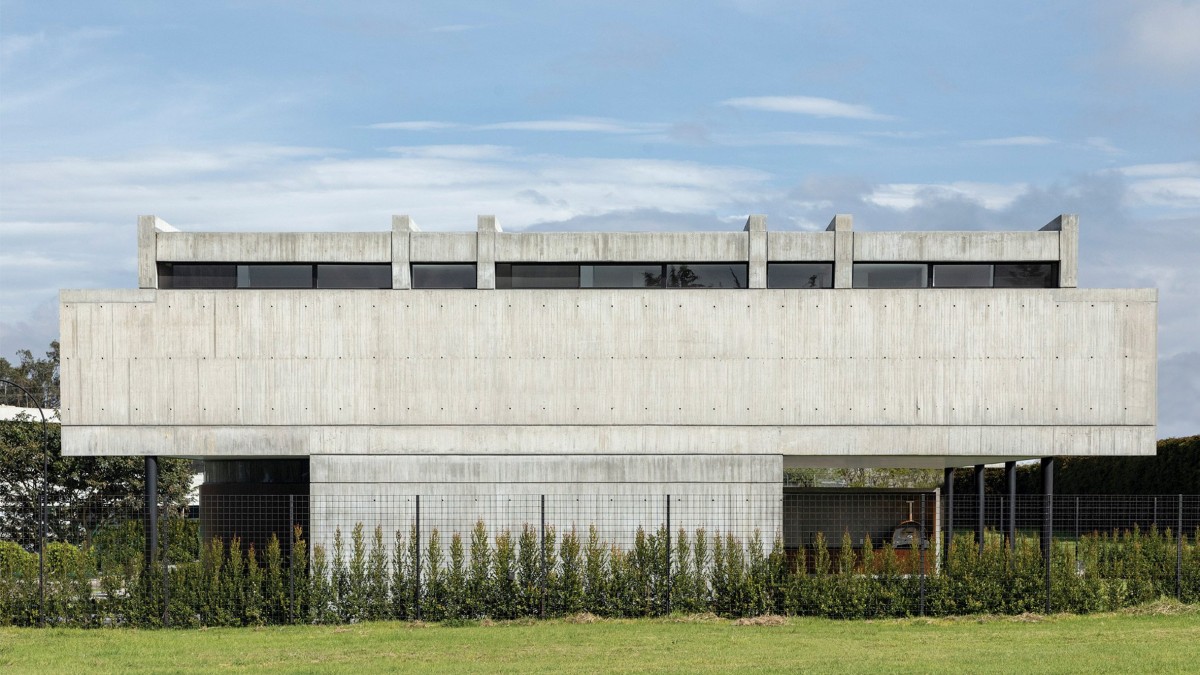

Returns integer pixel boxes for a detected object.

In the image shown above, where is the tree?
[1,342,193,549]
[0,341,60,407]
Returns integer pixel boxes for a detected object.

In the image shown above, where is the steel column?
[1005,461,1017,554]
[145,456,158,569]
[1041,457,1054,613]
[540,495,546,619]
[414,495,421,621]
[919,494,926,616]
[975,464,986,556]
[289,494,295,623]
[1178,495,1184,600]
[943,467,955,568]
[665,495,671,616]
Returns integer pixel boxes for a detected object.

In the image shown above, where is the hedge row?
[1,523,1197,627]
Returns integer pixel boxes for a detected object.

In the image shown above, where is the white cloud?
[476,118,665,134]
[1118,161,1200,177]
[1123,1,1200,75]
[385,144,513,159]
[366,121,461,130]
[713,131,864,147]
[1117,162,1200,208]
[865,182,1029,211]
[964,136,1057,147]
[0,31,45,59]
[367,118,666,135]
[720,95,892,120]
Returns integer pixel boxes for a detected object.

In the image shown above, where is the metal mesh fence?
[2,492,1198,627]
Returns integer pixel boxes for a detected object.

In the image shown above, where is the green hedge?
[1,522,1196,627]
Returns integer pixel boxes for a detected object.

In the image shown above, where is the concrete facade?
[60,213,1155,542]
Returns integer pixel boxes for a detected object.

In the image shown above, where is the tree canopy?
[1,342,193,549]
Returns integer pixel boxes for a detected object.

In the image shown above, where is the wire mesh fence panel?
[3,492,1199,627]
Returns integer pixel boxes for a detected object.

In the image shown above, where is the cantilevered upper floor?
[60,214,1155,467]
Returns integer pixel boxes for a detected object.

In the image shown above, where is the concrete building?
[58,213,1157,549]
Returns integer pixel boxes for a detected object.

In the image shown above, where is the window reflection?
[994,263,1057,288]
[767,263,833,289]
[412,264,477,289]
[932,264,992,288]
[853,263,928,288]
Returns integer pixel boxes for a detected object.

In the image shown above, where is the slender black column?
[1041,457,1055,613]
[145,455,159,569]
[943,467,955,567]
[975,464,986,556]
[1041,458,1054,558]
[1005,461,1017,553]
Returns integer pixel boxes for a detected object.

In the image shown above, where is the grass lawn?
[2,605,1198,674]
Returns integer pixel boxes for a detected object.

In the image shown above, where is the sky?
[0,1,1197,437]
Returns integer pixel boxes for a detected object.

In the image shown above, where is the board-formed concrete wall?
[59,285,1156,462]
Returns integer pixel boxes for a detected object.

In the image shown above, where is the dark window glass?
[412,263,477,289]
[994,263,1057,288]
[767,263,834,289]
[852,263,927,288]
[237,264,313,288]
[496,263,580,288]
[582,264,664,288]
[666,263,747,288]
[933,264,993,288]
[316,264,392,289]
[158,263,237,289]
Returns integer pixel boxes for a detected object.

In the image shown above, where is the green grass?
[3,605,1199,674]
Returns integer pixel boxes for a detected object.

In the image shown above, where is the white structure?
[58,214,1156,542]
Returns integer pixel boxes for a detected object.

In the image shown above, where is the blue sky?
[1,1,1197,436]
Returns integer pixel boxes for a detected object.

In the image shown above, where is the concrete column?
[827,214,853,288]
[1005,461,1017,552]
[943,467,955,566]
[1040,214,1078,288]
[137,216,161,289]
[477,215,500,290]
[744,214,767,289]
[145,455,158,567]
[391,215,418,290]
[975,464,986,555]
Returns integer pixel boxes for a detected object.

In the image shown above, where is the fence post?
[289,494,295,623]
[414,495,421,621]
[943,468,954,571]
[1179,494,1184,601]
[1080,497,1089,564]
[665,494,671,616]
[540,495,546,619]
[919,493,926,617]
[162,505,170,627]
